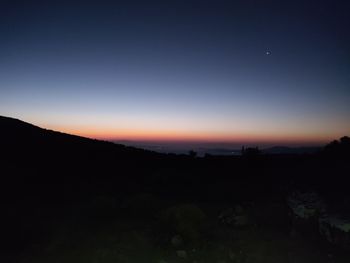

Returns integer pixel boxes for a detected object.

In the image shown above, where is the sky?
[1,0,349,146]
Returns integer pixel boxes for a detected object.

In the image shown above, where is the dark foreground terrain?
[1,116,350,263]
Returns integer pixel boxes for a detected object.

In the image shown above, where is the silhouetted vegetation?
[324,136,350,158]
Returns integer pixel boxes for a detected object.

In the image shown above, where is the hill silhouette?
[0,115,166,184]
[0,115,160,160]
[1,115,349,196]
[0,115,166,258]
[1,115,350,262]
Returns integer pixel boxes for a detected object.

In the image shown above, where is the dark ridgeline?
[324,136,350,157]
[1,115,350,262]
[0,115,164,203]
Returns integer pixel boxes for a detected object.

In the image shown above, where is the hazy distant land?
[115,140,322,156]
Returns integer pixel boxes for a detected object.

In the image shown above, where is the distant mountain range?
[262,146,322,155]
[116,140,322,156]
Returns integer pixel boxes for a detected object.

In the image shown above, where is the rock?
[218,208,234,224]
[287,191,350,249]
[319,214,350,249]
[218,205,250,227]
[287,191,326,220]
[234,215,249,226]
[176,250,187,259]
[287,191,326,235]
[171,235,183,247]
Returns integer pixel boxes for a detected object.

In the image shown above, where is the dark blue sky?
[1,0,349,145]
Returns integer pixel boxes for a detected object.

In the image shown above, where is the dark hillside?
[1,116,350,263]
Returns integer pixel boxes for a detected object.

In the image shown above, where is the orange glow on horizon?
[9,108,349,147]
[21,114,347,147]
[47,125,334,146]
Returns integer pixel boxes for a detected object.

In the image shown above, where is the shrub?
[158,204,206,245]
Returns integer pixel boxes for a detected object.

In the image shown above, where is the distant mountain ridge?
[262,146,322,155]
[117,141,322,156]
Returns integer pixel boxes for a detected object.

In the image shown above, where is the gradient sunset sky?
[1,0,349,146]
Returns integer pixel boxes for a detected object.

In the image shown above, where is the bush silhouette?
[158,204,206,245]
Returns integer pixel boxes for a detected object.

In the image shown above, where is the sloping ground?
[6,194,350,263]
[1,116,350,262]
[0,115,159,160]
